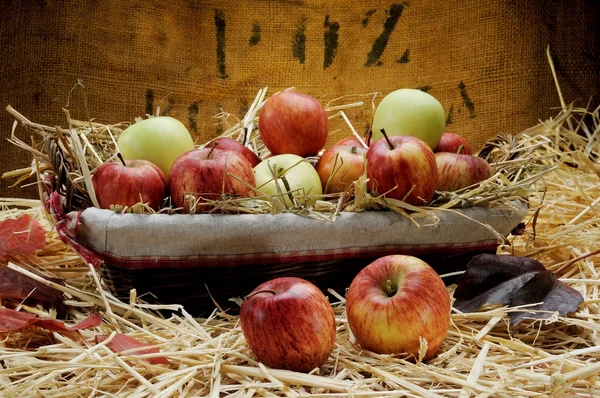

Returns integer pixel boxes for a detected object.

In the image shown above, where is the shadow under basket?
[77,202,527,316]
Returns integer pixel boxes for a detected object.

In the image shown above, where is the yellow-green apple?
[346,255,451,360]
[371,88,445,150]
[435,152,493,192]
[258,91,328,157]
[315,137,367,194]
[240,277,336,373]
[205,137,261,167]
[168,147,255,211]
[435,132,472,155]
[117,116,195,178]
[366,133,437,205]
[254,154,323,207]
[92,158,167,211]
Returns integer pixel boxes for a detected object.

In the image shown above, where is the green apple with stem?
[370,88,446,150]
[254,154,323,207]
[117,116,195,178]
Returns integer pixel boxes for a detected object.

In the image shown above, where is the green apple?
[254,154,323,207]
[371,89,446,150]
[117,116,195,178]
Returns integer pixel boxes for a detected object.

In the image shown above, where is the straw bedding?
[1,91,600,395]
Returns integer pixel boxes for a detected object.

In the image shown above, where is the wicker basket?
[74,203,527,315]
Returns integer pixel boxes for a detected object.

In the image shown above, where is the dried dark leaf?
[453,254,583,326]
[454,254,545,301]
[454,271,539,313]
[510,273,583,326]
[509,270,556,308]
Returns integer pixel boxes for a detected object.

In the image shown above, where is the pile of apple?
[240,254,451,372]
[89,89,495,372]
[92,88,493,213]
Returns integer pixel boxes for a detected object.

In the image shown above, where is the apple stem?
[380,129,395,151]
[116,153,127,167]
[242,127,249,146]
[457,145,464,154]
[279,171,296,204]
[386,279,397,296]
[208,140,219,159]
[350,146,358,155]
[244,289,277,300]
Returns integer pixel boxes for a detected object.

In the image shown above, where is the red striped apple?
[258,91,328,157]
[435,152,493,192]
[205,137,261,167]
[92,158,167,211]
[168,147,255,211]
[315,137,367,194]
[346,255,451,360]
[435,132,472,155]
[366,133,437,205]
[240,277,336,373]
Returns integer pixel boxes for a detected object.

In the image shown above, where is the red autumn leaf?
[0,308,102,333]
[0,266,64,307]
[0,308,37,331]
[96,333,170,365]
[0,214,47,261]
[453,254,584,326]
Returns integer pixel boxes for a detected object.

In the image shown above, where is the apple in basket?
[92,157,167,211]
[258,90,329,157]
[435,152,493,192]
[370,88,446,150]
[240,277,336,373]
[346,255,451,360]
[434,132,472,155]
[254,154,323,207]
[117,116,195,178]
[168,146,255,211]
[366,132,437,206]
[205,137,261,167]
[315,137,368,194]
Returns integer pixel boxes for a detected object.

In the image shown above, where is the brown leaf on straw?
[0,267,64,308]
[0,308,102,333]
[0,214,46,261]
[96,333,170,365]
[453,254,583,326]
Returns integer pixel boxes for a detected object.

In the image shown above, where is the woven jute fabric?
[1,1,598,198]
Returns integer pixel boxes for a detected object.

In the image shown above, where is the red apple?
[435,152,493,192]
[206,137,261,167]
[435,132,472,155]
[240,277,336,373]
[258,91,328,157]
[346,255,451,360]
[92,158,167,211]
[168,147,255,211]
[315,137,368,194]
[366,133,437,206]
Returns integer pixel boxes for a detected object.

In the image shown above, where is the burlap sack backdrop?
[1,1,598,198]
